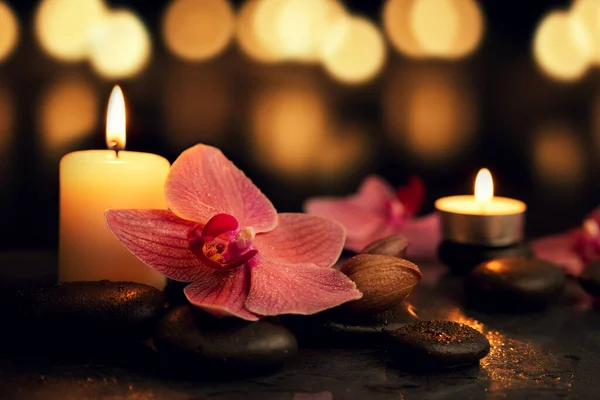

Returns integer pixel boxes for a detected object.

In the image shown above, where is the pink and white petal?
[304,198,385,244]
[532,231,584,276]
[254,213,345,268]
[165,144,277,232]
[245,260,362,316]
[184,267,259,321]
[402,213,441,262]
[105,209,206,282]
[354,175,397,214]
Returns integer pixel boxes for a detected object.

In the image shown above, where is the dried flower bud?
[361,235,409,259]
[340,254,422,315]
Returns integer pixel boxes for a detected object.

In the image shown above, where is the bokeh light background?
[0,0,599,250]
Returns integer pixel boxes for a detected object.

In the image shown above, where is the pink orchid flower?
[105,144,361,321]
[304,175,440,261]
[533,207,600,276]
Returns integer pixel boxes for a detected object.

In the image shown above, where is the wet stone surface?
[465,257,566,311]
[0,280,168,345]
[0,253,592,399]
[439,241,533,276]
[155,304,298,375]
[388,320,491,370]
[321,302,420,339]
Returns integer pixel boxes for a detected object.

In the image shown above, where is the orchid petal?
[304,199,385,243]
[254,213,345,268]
[396,176,425,217]
[184,267,258,321]
[402,213,441,262]
[105,209,206,282]
[245,260,362,316]
[165,144,277,232]
[532,231,584,276]
[342,213,440,259]
[354,175,398,213]
[304,176,399,250]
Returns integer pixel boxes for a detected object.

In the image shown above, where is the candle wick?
[109,140,121,158]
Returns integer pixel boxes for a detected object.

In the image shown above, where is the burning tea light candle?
[435,169,527,246]
[59,86,169,289]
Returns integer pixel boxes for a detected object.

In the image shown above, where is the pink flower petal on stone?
[245,260,362,316]
[254,213,345,268]
[165,144,277,232]
[105,209,205,282]
[532,231,584,276]
[402,213,441,262]
[184,267,259,321]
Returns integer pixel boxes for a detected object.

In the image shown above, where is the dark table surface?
[0,251,598,400]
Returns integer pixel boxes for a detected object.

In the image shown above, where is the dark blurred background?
[0,0,597,250]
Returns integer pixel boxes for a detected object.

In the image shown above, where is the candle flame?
[106,85,126,151]
[474,168,493,204]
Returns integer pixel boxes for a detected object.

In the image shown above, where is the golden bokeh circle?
[572,0,600,64]
[447,0,484,59]
[39,78,99,154]
[0,2,19,63]
[533,11,592,81]
[410,0,460,57]
[382,0,424,58]
[88,9,152,79]
[236,0,279,62]
[253,0,288,61]
[35,0,106,62]
[322,16,386,84]
[163,0,235,62]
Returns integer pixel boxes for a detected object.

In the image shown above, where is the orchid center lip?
[188,213,258,270]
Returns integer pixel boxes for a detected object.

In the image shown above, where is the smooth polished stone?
[465,257,566,311]
[388,320,490,369]
[324,302,420,337]
[155,305,298,375]
[3,281,168,344]
[439,240,532,275]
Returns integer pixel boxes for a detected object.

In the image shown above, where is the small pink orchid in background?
[533,207,600,276]
[304,175,440,261]
[105,144,361,321]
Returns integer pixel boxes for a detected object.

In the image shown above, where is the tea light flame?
[106,85,126,151]
[475,168,493,205]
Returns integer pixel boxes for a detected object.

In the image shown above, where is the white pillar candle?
[59,86,169,289]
